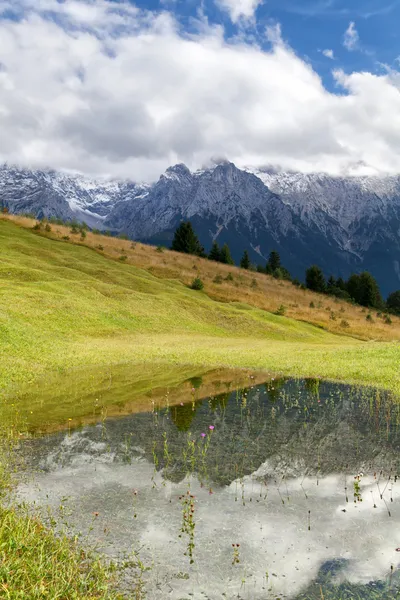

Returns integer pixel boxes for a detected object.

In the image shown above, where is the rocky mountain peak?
[1,161,400,295]
[163,163,193,183]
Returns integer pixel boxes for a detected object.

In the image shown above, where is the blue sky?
[0,0,399,180]
[130,0,400,90]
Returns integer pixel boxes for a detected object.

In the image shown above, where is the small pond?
[14,375,400,599]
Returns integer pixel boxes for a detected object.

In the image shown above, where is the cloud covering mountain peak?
[0,0,400,181]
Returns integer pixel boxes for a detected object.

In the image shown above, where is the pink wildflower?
[209,425,215,431]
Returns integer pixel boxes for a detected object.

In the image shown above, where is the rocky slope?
[0,164,147,229]
[1,161,400,295]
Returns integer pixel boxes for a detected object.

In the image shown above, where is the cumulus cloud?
[0,1,400,181]
[343,21,359,51]
[322,48,334,59]
[217,0,263,23]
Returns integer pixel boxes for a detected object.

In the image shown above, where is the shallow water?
[15,378,400,599]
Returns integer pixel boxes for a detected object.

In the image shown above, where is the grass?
[0,216,400,408]
[7,214,399,342]
[0,430,125,600]
[0,505,124,600]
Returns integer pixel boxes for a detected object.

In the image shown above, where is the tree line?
[171,221,400,315]
[305,265,400,315]
[171,222,291,278]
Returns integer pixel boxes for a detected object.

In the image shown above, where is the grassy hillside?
[1,217,400,408]
[6,214,398,342]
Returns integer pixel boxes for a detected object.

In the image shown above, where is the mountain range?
[1,161,400,296]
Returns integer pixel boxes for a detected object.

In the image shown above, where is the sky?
[0,0,400,181]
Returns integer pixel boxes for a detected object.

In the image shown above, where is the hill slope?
[6,214,397,342]
[3,161,400,295]
[0,218,399,402]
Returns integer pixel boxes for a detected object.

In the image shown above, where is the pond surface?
[15,377,400,599]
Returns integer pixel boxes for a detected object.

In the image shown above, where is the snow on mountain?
[103,161,400,294]
[2,161,400,295]
[245,167,400,256]
[246,167,400,226]
[0,164,148,227]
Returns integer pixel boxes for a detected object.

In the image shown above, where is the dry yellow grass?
[4,213,399,342]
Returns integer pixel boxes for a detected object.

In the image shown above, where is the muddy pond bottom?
[16,378,400,599]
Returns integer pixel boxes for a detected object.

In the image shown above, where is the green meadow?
[0,218,399,414]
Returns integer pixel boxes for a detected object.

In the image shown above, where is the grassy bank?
[0,505,125,599]
[8,364,270,433]
[0,433,125,599]
[0,217,399,407]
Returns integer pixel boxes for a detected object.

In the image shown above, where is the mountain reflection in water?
[16,378,400,599]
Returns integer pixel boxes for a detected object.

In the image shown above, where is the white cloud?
[322,48,334,59]
[1,1,400,181]
[343,21,359,51]
[265,22,283,45]
[217,0,263,23]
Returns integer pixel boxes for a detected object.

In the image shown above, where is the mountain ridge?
[1,161,400,295]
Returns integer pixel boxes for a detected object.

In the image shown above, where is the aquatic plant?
[353,475,362,503]
[178,490,196,564]
[232,543,240,565]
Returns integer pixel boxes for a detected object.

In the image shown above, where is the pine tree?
[209,241,221,262]
[280,266,292,281]
[240,250,250,269]
[346,274,361,304]
[264,250,291,280]
[170,403,197,432]
[347,272,383,308]
[327,275,336,290]
[171,222,205,257]
[267,251,281,273]
[219,243,234,265]
[360,272,382,308]
[336,277,346,291]
[387,290,400,315]
[305,265,326,293]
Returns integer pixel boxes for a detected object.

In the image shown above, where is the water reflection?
[6,364,267,433]
[16,379,400,599]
